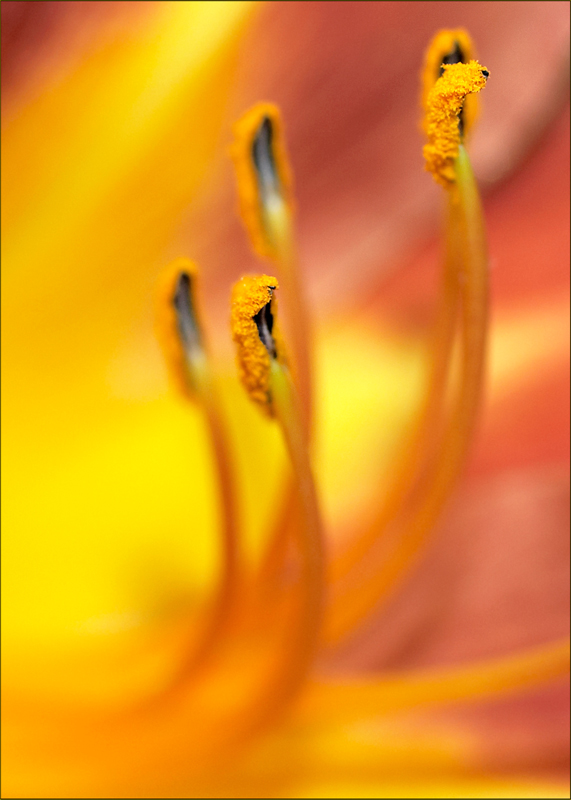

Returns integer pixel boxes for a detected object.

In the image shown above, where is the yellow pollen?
[155,257,203,401]
[230,102,294,260]
[423,60,489,187]
[421,28,477,135]
[230,274,280,416]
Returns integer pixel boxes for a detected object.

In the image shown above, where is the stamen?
[421,28,477,137]
[423,60,489,187]
[230,276,325,733]
[232,106,313,615]
[156,258,240,688]
[324,39,490,644]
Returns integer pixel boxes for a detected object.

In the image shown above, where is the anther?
[230,275,281,416]
[155,259,241,695]
[231,103,293,260]
[253,293,278,359]
[252,117,281,209]
[423,60,489,186]
[173,271,203,363]
[439,40,465,75]
[422,29,478,138]
[439,39,467,135]
[155,257,205,400]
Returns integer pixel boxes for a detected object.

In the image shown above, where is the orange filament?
[424,61,489,186]
[229,276,325,735]
[328,36,485,609]
[304,638,571,722]
[155,259,240,688]
[328,45,486,623]
[421,28,478,135]
[329,194,461,589]
[244,359,325,733]
[325,145,488,644]
[272,230,313,437]
[255,478,298,599]
[323,43,491,642]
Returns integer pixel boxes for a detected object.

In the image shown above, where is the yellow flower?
[2,3,569,798]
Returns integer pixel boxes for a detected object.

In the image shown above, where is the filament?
[230,277,325,735]
[260,360,325,715]
[329,185,461,586]
[254,209,311,598]
[325,144,489,643]
[304,638,571,722]
[155,261,240,688]
[179,369,240,677]
[268,206,313,435]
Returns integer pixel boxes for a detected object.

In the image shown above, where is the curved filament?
[325,145,488,644]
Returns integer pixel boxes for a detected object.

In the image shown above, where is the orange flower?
[2,3,569,797]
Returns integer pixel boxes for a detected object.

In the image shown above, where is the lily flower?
[2,3,569,798]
